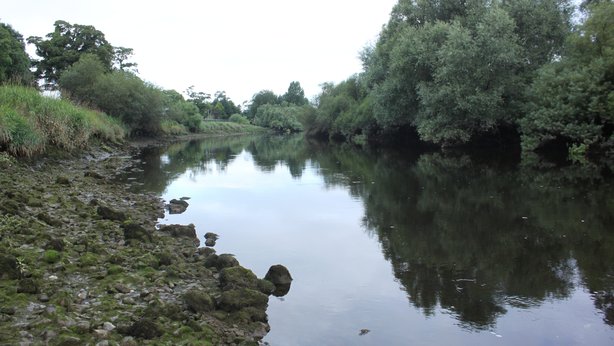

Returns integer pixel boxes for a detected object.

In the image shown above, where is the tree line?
[306,0,614,161]
[0,19,313,136]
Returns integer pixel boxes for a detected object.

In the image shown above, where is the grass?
[198,121,267,136]
[0,85,125,156]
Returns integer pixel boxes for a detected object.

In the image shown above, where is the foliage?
[162,89,202,132]
[0,22,33,85]
[309,0,574,150]
[229,113,250,125]
[198,121,266,136]
[0,85,124,156]
[91,71,164,135]
[210,91,241,119]
[245,90,280,119]
[28,20,114,89]
[253,104,304,133]
[520,1,614,158]
[281,81,308,106]
[58,53,106,104]
[113,46,138,72]
[160,120,188,135]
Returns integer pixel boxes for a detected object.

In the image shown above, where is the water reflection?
[124,135,614,332]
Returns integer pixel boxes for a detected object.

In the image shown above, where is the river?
[120,134,614,345]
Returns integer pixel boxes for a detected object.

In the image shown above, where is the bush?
[253,104,303,133]
[228,113,250,125]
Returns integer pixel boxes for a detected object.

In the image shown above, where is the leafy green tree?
[28,20,114,88]
[113,46,138,72]
[246,90,280,119]
[211,91,240,119]
[162,89,202,132]
[521,1,614,158]
[0,22,32,85]
[58,54,106,104]
[282,81,308,106]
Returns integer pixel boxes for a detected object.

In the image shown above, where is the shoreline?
[0,138,277,345]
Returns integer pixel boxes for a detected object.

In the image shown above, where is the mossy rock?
[107,264,123,275]
[79,252,99,267]
[44,238,65,252]
[0,254,21,279]
[159,224,197,239]
[42,249,61,264]
[158,252,173,266]
[0,199,21,215]
[257,279,276,295]
[219,267,259,291]
[217,254,239,269]
[55,176,71,185]
[125,317,163,339]
[97,206,127,221]
[184,289,215,313]
[122,222,153,243]
[16,278,39,294]
[218,288,268,312]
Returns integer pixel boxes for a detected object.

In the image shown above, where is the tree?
[282,81,308,105]
[113,47,138,72]
[58,54,106,104]
[0,22,32,85]
[521,1,614,158]
[246,90,280,119]
[28,20,114,88]
[185,86,212,117]
[211,91,240,119]
[253,104,304,133]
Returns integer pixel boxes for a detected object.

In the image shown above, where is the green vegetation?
[0,85,124,156]
[198,121,267,136]
[306,0,614,161]
[0,22,33,85]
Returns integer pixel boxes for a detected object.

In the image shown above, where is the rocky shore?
[0,144,285,345]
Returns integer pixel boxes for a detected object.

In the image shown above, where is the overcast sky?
[3,0,397,105]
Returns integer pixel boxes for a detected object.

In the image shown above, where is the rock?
[37,212,62,226]
[217,254,240,269]
[264,265,292,297]
[103,322,116,331]
[55,176,71,185]
[183,290,215,313]
[38,294,50,303]
[16,278,39,294]
[0,254,21,280]
[158,252,173,266]
[264,265,292,285]
[166,199,189,214]
[198,247,216,257]
[159,224,197,239]
[257,280,276,295]
[218,288,269,312]
[114,284,131,294]
[204,232,219,240]
[94,329,110,339]
[57,335,82,346]
[219,267,259,291]
[121,222,153,243]
[84,171,104,179]
[205,238,216,247]
[44,238,65,252]
[126,317,163,339]
[0,307,16,315]
[97,206,127,221]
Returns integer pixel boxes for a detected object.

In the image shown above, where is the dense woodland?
[0,0,613,161]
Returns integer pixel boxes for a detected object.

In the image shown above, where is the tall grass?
[0,85,125,156]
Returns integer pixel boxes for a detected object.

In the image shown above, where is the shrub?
[228,113,250,125]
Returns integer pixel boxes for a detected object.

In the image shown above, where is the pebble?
[103,321,116,331]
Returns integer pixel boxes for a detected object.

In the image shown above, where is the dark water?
[121,135,614,345]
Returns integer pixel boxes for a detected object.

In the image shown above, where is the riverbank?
[0,142,278,345]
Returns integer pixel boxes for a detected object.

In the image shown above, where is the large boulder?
[264,265,293,297]
[204,253,239,271]
[97,206,127,221]
[159,224,197,239]
[183,290,215,313]
[264,265,292,285]
[219,267,259,291]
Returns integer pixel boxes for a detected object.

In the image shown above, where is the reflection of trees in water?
[127,135,614,328]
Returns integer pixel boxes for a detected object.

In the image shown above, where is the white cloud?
[3,0,397,105]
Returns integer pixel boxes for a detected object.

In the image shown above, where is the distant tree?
[282,81,308,105]
[185,86,212,117]
[246,90,280,119]
[162,89,202,132]
[211,91,240,119]
[28,20,114,88]
[112,46,138,72]
[0,22,33,85]
[253,104,304,133]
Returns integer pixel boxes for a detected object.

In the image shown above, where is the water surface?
[123,135,614,345]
